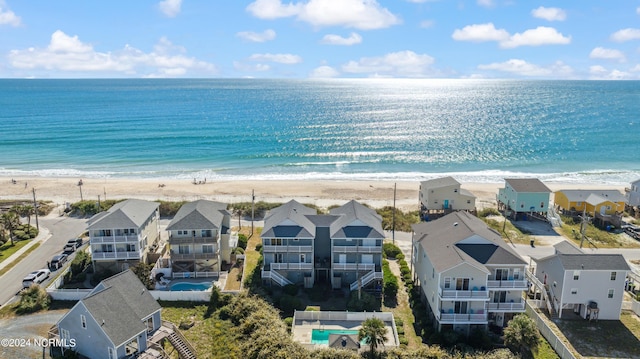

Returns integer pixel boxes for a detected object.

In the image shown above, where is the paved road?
[0,214,87,307]
[0,310,67,359]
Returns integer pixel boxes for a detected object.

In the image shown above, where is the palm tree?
[358,317,388,359]
[14,204,34,228]
[1,211,20,245]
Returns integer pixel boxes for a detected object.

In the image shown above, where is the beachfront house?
[411,211,527,334]
[497,178,552,220]
[88,199,160,273]
[165,200,233,278]
[53,270,164,359]
[261,200,384,291]
[625,179,640,208]
[554,189,626,228]
[531,241,630,320]
[419,177,476,220]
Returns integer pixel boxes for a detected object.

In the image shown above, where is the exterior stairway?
[350,270,383,291]
[163,321,197,359]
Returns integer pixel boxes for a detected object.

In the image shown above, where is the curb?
[0,226,52,274]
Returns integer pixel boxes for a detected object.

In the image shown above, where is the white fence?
[149,290,211,301]
[525,302,577,359]
[47,288,92,301]
[623,297,640,316]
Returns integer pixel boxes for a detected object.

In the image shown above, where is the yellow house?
[553,189,625,216]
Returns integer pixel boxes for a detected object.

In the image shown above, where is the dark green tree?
[358,317,388,359]
[504,314,540,356]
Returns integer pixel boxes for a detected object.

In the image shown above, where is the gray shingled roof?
[166,199,228,231]
[261,200,317,239]
[413,212,525,272]
[329,200,384,239]
[81,270,161,347]
[420,176,460,189]
[555,189,626,204]
[87,199,159,230]
[549,254,630,271]
[505,178,551,193]
[553,241,584,255]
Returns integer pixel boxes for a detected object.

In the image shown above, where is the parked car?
[50,253,68,270]
[22,269,51,288]
[63,238,83,253]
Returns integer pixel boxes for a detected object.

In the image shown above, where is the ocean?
[0,79,638,185]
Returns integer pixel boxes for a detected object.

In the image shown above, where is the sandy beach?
[0,176,627,213]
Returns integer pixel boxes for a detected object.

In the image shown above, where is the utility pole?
[579,208,590,248]
[251,189,255,237]
[78,180,84,201]
[98,195,101,212]
[32,188,39,230]
[392,183,396,244]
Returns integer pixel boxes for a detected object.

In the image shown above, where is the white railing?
[333,263,375,271]
[487,301,526,311]
[270,263,313,270]
[350,271,383,291]
[332,245,381,254]
[262,245,313,253]
[92,251,141,260]
[525,270,554,316]
[91,235,140,243]
[170,253,217,260]
[172,271,218,279]
[438,313,487,324]
[149,290,211,302]
[168,236,217,244]
[486,279,528,289]
[262,269,293,286]
[46,288,92,301]
[438,287,489,300]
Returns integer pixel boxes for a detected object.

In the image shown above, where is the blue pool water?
[311,329,360,345]
[169,282,212,291]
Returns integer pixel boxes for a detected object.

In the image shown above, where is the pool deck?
[155,275,227,291]
[292,316,397,349]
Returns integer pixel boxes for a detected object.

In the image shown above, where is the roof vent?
[453,222,459,226]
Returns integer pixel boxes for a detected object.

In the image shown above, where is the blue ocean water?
[0,79,638,185]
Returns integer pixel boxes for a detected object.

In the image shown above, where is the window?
[146,317,154,333]
[454,301,468,314]
[101,244,113,252]
[573,270,580,280]
[456,278,470,291]
[454,189,458,193]
[361,254,373,264]
[126,243,136,252]
[178,245,190,254]
[540,202,545,208]
[432,268,435,278]
[467,200,471,204]
[513,268,521,280]
[495,268,509,280]
[81,315,87,329]
[275,253,284,263]
[61,329,70,342]
[271,238,283,246]
[571,288,578,295]
[300,254,306,263]
[608,289,614,298]
[444,277,451,289]
[610,272,617,280]
[202,244,214,254]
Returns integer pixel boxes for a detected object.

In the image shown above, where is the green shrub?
[346,290,380,312]
[17,285,51,313]
[238,234,248,250]
[283,284,299,296]
[382,260,398,298]
[383,242,403,258]
[278,294,304,316]
[478,208,501,217]
[396,253,405,261]
[157,200,187,217]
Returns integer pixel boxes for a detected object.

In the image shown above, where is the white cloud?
[477,0,495,8]
[0,1,21,26]
[610,28,640,42]
[589,65,631,80]
[478,59,573,77]
[158,0,182,18]
[341,50,435,77]
[233,61,271,72]
[321,32,362,45]
[500,26,570,48]
[236,29,277,42]
[531,6,566,21]
[247,0,401,30]
[7,30,216,77]
[451,23,509,42]
[309,65,340,78]
[589,47,626,62]
[248,53,302,64]
[420,20,435,28]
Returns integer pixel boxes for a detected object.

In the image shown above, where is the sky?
[1,0,640,79]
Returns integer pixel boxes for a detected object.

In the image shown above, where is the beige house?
[88,199,160,272]
[419,177,476,219]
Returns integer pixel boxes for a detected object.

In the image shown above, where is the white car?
[22,269,51,289]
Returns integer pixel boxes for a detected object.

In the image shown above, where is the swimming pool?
[311,329,360,344]
[169,282,212,291]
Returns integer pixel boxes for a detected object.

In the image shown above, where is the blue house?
[54,270,169,359]
[497,178,552,220]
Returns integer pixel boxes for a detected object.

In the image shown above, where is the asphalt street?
[0,214,87,307]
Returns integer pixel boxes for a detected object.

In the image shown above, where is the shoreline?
[0,176,627,212]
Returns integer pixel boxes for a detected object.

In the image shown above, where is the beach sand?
[0,176,626,213]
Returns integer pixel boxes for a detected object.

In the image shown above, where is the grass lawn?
[534,336,560,359]
[0,239,33,264]
[0,241,40,277]
[558,222,640,249]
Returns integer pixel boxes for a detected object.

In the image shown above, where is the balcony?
[486,279,528,290]
[487,301,526,312]
[169,237,217,245]
[171,252,218,261]
[270,263,313,270]
[262,245,313,253]
[333,263,375,271]
[91,235,140,244]
[92,251,141,260]
[332,245,381,254]
[437,312,487,324]
[438,287,489,300]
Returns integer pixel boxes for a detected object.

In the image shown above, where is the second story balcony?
[437,312,487,324]
[332,245,381,254]
[169,236,218,245]
[333,263,376,271]
[438,287,489,300]
[262,245,313,253]
[268,262,313,271]
[487,301,526,312]
[171,252,218,261]
[91,235,140,244]
[486,279,528,290]
[92,249,142,260]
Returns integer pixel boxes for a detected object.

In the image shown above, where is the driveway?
[0,310,67,359]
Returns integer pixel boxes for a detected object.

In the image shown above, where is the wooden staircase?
[163,321,197,359]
